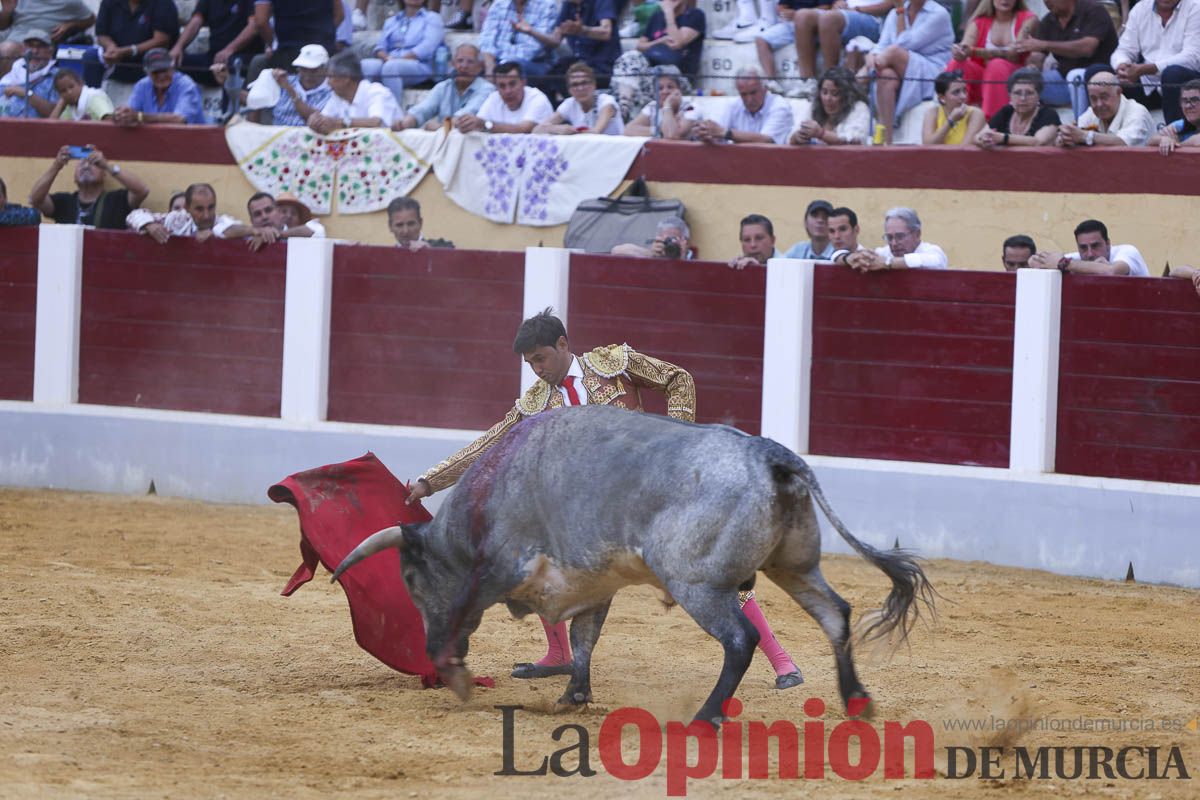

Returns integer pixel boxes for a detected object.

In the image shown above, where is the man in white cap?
[0,29,59,117]
[0,0,95,77]
[307,49,402,134]
[237,42,333,125]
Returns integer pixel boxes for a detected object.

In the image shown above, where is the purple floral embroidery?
[519,138,569,223]
[473,136,522,219]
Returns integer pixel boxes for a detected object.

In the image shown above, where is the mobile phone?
[66,145,93,159]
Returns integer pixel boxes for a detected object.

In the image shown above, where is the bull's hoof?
[556,689,592,707]
[775,670,804,690]
[511,662,574,680]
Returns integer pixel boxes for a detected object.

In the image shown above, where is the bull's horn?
[330,525,405,583]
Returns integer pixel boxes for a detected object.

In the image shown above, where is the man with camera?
[610,215,692,259]
[28,144,149,229]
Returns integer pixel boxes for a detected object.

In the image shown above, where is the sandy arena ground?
[1,487,1197,799]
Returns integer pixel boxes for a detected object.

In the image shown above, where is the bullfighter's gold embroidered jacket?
[418,343,696,493]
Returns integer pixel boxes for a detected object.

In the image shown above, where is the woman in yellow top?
[921,70,985,145]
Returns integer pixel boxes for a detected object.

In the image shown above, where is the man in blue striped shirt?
[392,42,495,130]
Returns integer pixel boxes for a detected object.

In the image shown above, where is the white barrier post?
[1009,268,1062,472]
[33,224,84,405]
[280,237,334,422]
[520,247,570,392]
[760,258,815,454]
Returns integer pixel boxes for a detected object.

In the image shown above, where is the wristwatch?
[1085,130,1096,146]
[342,113,352,128]
[25,89,33,98]
[110,164,121,176]
[484,119,494,132]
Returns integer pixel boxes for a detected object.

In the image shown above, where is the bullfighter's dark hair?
[513,308,567,353]
[184,183,216,206]
[1003,234,1037,253]
[829,206,858,228]
[1074,219,1109,241]
[740,213,774,238]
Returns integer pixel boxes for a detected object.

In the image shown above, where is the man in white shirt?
[127,183,272,246]
[695,66,794,145]
[1058,72,1155,147]
[456,60,553,134]
[1109,0,1200,124]
[828,206,871,266]
[1029,218,1150,276]
[850,207,948,272]
[308,50,402,134]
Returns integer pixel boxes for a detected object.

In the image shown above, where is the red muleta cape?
[268,452,492,689]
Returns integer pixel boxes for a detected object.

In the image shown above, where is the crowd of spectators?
[1,0,1198,151]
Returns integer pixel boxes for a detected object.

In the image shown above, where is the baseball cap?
[805,199,834,217]
[143,48,173,73]
[292,44,330,69]
[22,29,52,45]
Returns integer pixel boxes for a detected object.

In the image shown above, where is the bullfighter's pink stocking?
[742,597,798,676]
[535,617,572,666]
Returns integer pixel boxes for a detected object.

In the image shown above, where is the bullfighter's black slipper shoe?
[511,662,574,679]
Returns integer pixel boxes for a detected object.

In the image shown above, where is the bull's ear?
[399,523,425,561]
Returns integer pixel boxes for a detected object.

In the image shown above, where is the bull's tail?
[330,525,405,583]
[769,445,935,644]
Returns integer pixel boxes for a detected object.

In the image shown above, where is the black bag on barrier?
[562,177,686,254]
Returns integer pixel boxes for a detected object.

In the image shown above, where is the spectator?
[393,42,496,130]
[1013,0,1118,119]
[866,0,955,145]
[728,213,779,269]
[1028,218,1149,275]
[253,0,343,71]
[1056,70,1153,146]
[241,44,333,125]
[168,190,187,212]
[28,145,150,229]
[1148,78,1200,154]
[127,182,262,243]
[477,0,560,79]
[612,0,706,121]
[0,176,41,226]
[538,0,622,101]
[623,66,699,139]
[388,197,454,250]
[1108,0,1200,124]
[534,62,624,134]
[446,0,475,31]
[945,0,1038,118]
[50,68,115,120]
[0,0,94,79]
[922,69,986,144]
[362,0,445,106]
[828,205,870,264]
[112,48,208,125]
[973,66,1061,147]
[850,206,947,271]
[0,29,58,118]
[308,51,403,132]
[275,192,326,237]
[92,0,179,83]
[787,2,886,98]
[170,0,262,86]
[611,215,692,258]
[695,65,794,144]
[456,60,553,133]
[783,199,834,259]
[1001,233,1037,270]
[713,0,774,40]
[789,66,872,145]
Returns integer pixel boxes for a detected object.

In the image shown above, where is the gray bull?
[333,405,933,725]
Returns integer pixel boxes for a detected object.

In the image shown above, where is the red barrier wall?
[568,255,765,433]
[0,227,38,401]
[327,246,524,429]
[1056,276,1200,484]
[809,265,1016,467]
[79,231,286,415]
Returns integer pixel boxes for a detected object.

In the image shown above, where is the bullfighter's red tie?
[562,375,581,406]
